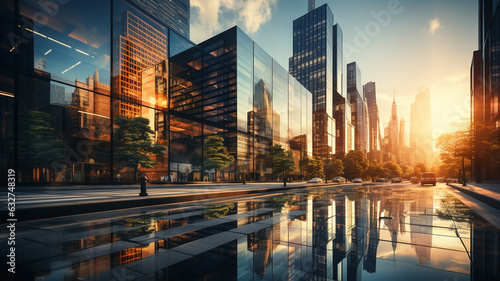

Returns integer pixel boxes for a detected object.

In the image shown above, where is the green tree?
[364,161,384,180]
[306,156,324,178]
[324,159,344,181]
[401,164,411,179]
[203,135,235,181]
[412,162,428,177]
[342,151,368,180]
[383,161,402,178]
[271,144,296,186]
[113,116,166,182]
[18,110,66,182]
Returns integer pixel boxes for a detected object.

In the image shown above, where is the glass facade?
[290,4,336,160]
[347,62,369,155]
[1,1,311,184]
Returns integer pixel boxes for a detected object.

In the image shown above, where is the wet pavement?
[1,183,499,281]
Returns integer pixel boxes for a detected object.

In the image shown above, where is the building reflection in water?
[13,186,500,280]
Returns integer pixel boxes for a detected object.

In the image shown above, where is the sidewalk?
[1,181,353,221]
[448,181,500,210]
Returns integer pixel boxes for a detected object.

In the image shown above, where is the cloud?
[190,0,277,43]
[428,18,441,34]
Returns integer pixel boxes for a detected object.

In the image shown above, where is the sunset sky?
[190,0,477,148]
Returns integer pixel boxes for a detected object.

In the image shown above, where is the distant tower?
[388,94,399,161]
[399,118,405,147]
[308,0,315,12]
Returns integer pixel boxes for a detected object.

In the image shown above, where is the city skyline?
[190,0,477,149]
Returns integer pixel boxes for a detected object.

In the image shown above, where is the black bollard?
[139,175,148,196]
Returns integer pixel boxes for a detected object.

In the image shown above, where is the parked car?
[437,177,446,183]
[410,177,420,184]
[353,178,363,183]
[309,178,324,183]
[332,177,346,183]
[375,178,387,182]
[391,177,402,183]
[421,172,436,186]
[446,178,459,183]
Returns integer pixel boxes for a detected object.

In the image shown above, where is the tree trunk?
[283,171,286,186]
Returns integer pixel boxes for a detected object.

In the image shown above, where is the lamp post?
[462,155,467,186]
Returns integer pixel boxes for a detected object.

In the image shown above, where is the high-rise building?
[347,62,369,156]
[290,3,336,160]
[364,81,381,162]
[333,24,352,158]
[388,97,399,162]
[410,86,433,167]
[471,0,500,181]
[399,119,405,147]
[129,0,190,39]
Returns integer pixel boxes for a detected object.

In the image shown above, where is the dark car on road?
[421,172,436,186]
[391,177,402,183]
[410,177,420,184]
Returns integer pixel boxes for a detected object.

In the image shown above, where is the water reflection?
[6,185,500,280]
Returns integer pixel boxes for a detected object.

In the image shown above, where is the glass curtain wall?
[12,0,112,183]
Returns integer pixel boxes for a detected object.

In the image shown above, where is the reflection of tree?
[270,144,295,185]
[18,110,65,182]
[203,204,235,220]
[203,135,234,181]
[113,116,166,182]
[114,214,164,240]
[436,194,477,227]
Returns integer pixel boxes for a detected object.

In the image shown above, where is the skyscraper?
[388,96,399,162]
[347,62,369,155]
[129,0,190,39]
[333,24,351,158]
[410,86,433,167]
[471,0,500,181]
[290,2,336,160]
[364,81,381,162]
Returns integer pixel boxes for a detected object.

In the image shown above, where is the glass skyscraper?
[289,3,336,160]
[0,0,312,184]
[347,62,369,155]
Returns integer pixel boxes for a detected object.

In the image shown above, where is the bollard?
[139,175,148,196]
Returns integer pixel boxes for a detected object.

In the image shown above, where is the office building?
[409,86,433,167]
[470,0,500,181]
[347,62,369,156]
[1,0,314,184]
[364,81,382,162]
[290,2,336,160]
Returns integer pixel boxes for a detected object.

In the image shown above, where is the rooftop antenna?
[308,0,315,12]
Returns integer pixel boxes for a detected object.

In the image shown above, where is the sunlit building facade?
[471,0,500,181]
[290,2,336,160]
[0,0,312,184]
[347,62,369,156]
[364,81,382,162]
[409,86,433,167]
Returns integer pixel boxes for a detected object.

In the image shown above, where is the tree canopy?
[342,151,368,180]
[324,159,344,179]
[270,144,295,185]
[18,110,66,169]
[203,135,235,174]
[113,116,166,181]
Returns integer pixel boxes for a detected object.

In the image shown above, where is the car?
[353,178,363,183]
[309,178,324,183]
[375,178,385,182]
[391,177,402,183]
[421,172,436,186]
[410,177,420,184]
[332,176,346,183]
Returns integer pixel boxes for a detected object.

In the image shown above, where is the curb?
[2,183,347,222]
[448,183,500,211]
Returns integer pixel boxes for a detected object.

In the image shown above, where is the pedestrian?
[170,174,173,182]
